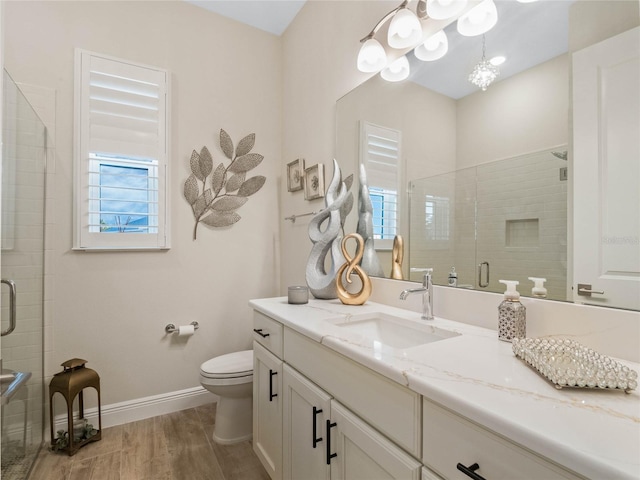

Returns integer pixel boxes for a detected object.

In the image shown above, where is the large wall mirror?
[336,0,639,311]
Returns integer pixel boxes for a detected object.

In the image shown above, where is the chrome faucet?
[400,268,434,321]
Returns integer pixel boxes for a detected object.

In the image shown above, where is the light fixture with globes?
[357,0,537,87]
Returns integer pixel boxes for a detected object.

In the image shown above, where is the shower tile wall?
[452,168,477,289]
[476,151,567,300]
[1,79,51,449]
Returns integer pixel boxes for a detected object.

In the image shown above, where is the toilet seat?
[200,350,253,383]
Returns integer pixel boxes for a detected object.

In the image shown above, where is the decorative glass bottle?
[498,280,526,342]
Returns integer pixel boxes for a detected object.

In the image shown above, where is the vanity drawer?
[422,398,582,480]
[253,311,284,358]
[284,328,421,458]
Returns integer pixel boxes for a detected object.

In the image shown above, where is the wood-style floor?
[29,403,269,480]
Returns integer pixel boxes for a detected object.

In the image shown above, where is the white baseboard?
[51,386,216,434]
[2,423,34,445]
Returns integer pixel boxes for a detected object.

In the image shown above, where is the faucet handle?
[410,267,433,274]
[410,267,433,286]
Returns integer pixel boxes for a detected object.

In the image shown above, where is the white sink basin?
[329,312,460,349]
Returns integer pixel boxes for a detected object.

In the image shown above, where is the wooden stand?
[49,358,102,455]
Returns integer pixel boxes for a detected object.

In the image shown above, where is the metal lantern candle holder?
[49,358,102,455]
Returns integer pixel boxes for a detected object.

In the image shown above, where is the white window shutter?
[74,49,170,250]
[360,121,402,245]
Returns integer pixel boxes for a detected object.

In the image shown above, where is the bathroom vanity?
[250,297,640,480]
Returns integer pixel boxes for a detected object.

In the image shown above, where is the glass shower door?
[1,71,46,479]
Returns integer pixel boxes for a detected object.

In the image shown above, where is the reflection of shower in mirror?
[409,145,568,301]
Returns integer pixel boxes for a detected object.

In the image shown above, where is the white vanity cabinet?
[253,311,285,480]
[250,298,638,480]
[422,399,583,480]
[253,307,585,480]
[282,365,421,480]
[284,329,422,457]
[255,310,422,480]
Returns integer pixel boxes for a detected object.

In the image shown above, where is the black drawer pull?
[457,462,487,480]
[253,328,270,338]
[269,370,278,401]
[326,420,337,464]
[312,407,323,448]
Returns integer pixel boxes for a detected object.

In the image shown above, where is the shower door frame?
[0,68,48,478]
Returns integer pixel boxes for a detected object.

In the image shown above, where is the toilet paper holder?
[165,321,199,334]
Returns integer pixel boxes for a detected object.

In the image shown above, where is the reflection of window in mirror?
[360,121,401,250]
[370,188,397,240]
[425,195,450,246]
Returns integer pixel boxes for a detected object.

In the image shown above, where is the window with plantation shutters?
[74,49,170,250]
[360,121,401,249]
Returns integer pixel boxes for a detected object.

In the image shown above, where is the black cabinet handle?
[326,420,337,465]
[269,370,278,401]
[312,407,323,448]
[253,328,270,338]
[457,462,487,480]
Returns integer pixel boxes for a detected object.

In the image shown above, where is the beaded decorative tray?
[512,338,638,393]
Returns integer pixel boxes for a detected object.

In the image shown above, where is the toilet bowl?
[200,349,253,445]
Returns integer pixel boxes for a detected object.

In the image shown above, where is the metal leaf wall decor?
[184,129,266,240]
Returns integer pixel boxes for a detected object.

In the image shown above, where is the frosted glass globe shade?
[426,0,468,20]
[357,38,387,72]
[381,56,410,82]
[414,30,448,61]
[457,0,498,36]
[388,8,422,49]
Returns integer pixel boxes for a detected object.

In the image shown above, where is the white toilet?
[199,349,253,444]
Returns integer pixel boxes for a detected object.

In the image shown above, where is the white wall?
[4,1,282,408]
[457,54,569,169]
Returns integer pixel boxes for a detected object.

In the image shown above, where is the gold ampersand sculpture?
[336,233,372,305]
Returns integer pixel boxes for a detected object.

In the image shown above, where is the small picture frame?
[304,163,325,201]
[286,158,305,192]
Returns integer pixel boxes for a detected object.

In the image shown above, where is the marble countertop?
[249,297,640,480]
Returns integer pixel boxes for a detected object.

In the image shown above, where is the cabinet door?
[283,365,331,480]
[253,342,283,480]
[329,401,421,480]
